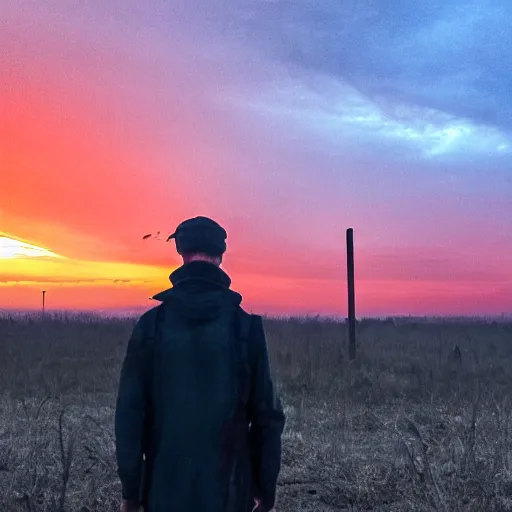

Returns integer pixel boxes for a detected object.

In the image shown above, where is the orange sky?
[1,2,511,317]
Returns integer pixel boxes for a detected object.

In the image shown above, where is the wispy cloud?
[0,278,153,287]
[230,76,512,159]
[225,0,512,131]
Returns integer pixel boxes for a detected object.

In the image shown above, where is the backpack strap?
[143,304,165,399]
[140,304,165,507]
[236,306,253,341]
[234,307,254,407]
[146,304,165,349]
[223,307,255,511]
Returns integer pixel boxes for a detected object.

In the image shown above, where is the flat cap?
[167,216,227,257]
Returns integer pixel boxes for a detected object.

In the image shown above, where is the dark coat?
[115,262,285,512]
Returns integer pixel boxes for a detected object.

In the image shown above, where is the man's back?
[115,259,285,512]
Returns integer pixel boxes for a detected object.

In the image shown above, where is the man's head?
[168,216,227,266]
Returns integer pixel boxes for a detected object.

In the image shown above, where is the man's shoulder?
[236,307,266,358]
[237,304,261,320]
[134,305,163,334]
[236,306,262,332]
[138,305,161,322]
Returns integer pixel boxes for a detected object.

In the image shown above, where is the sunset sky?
[1,0,511,316]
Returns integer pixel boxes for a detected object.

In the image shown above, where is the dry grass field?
[1,313,512,511]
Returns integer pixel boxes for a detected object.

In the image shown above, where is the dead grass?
[1,313,512,511]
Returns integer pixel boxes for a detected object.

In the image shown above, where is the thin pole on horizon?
[346,228,356,360]
[42,290,46,316]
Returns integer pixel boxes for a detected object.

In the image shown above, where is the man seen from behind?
[115,216,286,512]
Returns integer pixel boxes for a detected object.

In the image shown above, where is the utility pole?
[346,228,356,360]
[42,290,46,315]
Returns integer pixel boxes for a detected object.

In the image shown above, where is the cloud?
[228,75,512,159]
[0,278,152,287]
[222,0,512,132]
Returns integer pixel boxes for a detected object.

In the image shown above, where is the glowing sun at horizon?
[0,236,63,260]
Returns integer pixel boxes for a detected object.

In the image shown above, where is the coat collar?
[170,261,231,288]
[152,261,231,301]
